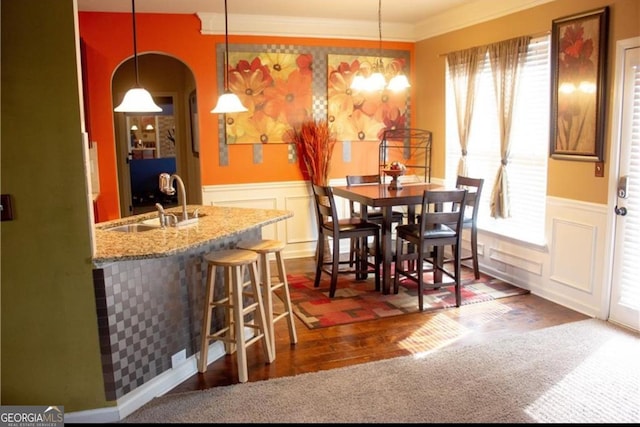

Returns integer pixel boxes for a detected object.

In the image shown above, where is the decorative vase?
[383,168,404,190]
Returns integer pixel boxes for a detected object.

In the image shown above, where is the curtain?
[446,48,485,176]
[487,36,531,218]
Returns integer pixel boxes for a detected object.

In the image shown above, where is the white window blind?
[445,36,550,245]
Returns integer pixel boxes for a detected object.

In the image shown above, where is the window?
[445,36,550,245]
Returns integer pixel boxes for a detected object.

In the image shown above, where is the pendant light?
[114,0,162,113]
[211,0,248,114]
[350,0,410,92]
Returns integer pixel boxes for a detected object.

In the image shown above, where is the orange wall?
[79,12,414,221]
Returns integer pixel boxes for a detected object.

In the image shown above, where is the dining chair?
[445,175,484,279]
[393,189,467,311]
[345,174,404,268]
[311,183,381,297]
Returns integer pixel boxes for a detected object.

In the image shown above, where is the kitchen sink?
[139,218,163,227]
[105,223,160,233]
[140,212,206,227]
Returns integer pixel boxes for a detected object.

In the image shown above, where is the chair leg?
[471,228,480,280]
[314,234,324,288]
[393,238,401,294]
[357,236,369,280]
[373,234,381,292]
[417,245,425,311]
[349,237,356,267]
[454,244,462,307]
[329,235,340,297]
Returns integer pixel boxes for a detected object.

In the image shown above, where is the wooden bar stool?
[198,248,274,383]
[237,239,297,354]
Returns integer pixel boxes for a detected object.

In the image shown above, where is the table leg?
[381,206,393,294]
[356,204,369,280]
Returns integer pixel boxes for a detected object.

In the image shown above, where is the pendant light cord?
[378,0,382,60]
[131,0,140,87]
[223,0,229,91]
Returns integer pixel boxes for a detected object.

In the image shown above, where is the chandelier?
[350,0,410,92]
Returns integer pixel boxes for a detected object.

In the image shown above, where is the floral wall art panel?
[550,7,608,161]
[225,51,314,144]
[327,54,409,142]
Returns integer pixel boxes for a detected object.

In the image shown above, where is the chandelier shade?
[114,0,162,113]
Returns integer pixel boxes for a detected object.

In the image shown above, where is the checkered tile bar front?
[93,229,260,400]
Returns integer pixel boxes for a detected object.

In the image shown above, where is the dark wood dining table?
[332,181,443,294]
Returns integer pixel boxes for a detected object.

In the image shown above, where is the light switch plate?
[595,162,604,177]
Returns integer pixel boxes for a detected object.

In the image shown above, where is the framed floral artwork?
[224,51,313,144]
[327,54,409,142]
[550,7,608,161]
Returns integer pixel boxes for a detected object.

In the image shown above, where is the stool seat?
[237,239,297,355]
[237,239,286,253]
[199,248,273,383]
[203,249,259,266]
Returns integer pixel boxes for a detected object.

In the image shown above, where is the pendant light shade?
[114,0,162,113]
[212,92,248,113]
[350,0,410,93]
[211,0,248,114]
[115,87,162,113]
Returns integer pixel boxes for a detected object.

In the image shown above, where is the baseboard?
[64,341,228,423]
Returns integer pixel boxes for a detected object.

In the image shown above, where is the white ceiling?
[76,0,554,41]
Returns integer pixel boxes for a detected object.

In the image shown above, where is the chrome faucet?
[159,173,188,221]
[154,202,167,227]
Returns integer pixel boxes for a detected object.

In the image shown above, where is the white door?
[607,38,640,331]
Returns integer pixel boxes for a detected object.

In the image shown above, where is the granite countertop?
[93,205,293,264]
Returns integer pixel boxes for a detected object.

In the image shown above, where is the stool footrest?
[272,311,289,324]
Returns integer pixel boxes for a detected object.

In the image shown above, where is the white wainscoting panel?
[542,197,607,315]
[202,181,318,258]
[549,218,596,292]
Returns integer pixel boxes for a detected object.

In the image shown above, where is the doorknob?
[615,205,628,216]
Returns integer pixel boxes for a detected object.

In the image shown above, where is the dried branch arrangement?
[285,119,337,186]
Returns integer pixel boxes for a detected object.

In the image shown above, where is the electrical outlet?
[171,349,187,369]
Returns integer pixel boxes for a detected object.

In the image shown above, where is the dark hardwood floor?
[167,256,589,394]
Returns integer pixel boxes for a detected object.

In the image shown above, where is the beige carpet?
[123,319,639,423]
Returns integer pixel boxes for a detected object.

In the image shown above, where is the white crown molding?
[197,12,417,42]
[414,0,554,40]
[198,0,553,42]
